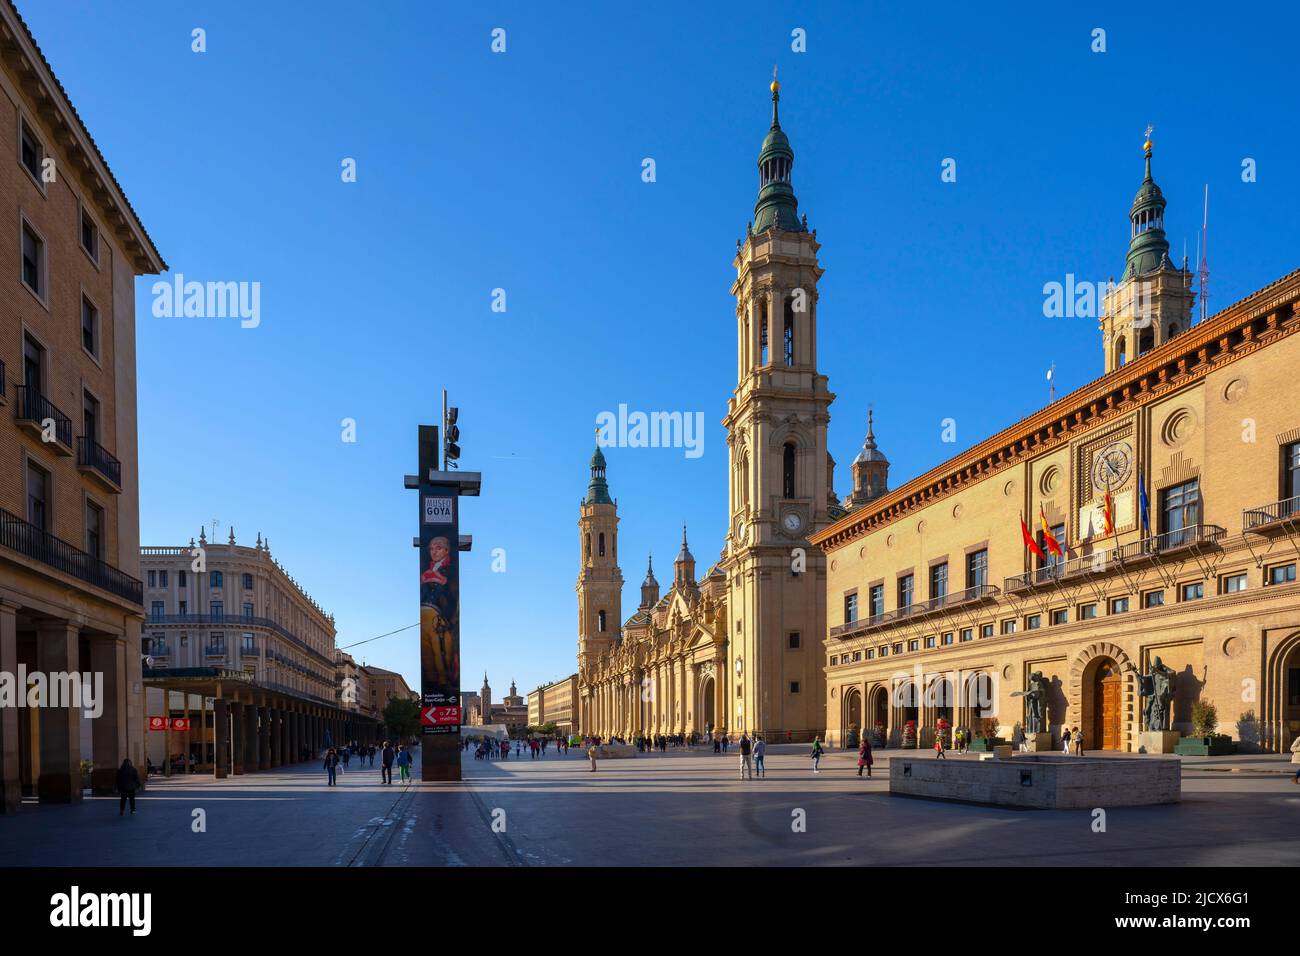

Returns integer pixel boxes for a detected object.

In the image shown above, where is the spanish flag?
[1103,489,1115,536]
[1021,514,1047,561]
[1040,506,1063,557]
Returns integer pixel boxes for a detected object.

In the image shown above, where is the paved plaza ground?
[1,745,1296,867]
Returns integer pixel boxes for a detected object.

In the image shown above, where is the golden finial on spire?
[1143,123,1154,153]
[771,64,779,94]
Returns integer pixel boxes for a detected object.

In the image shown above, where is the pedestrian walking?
[934,733,946,759]
[753,735,766,777]
[340,748,350,773]
[587,744,598,772]
[381,741,395,784]
[1061,727,1072,754]
[397,746,411,781]
[857,736,874,777]
[116,758,141,815]
[739,733,753,780]
[1073,727,1085,755]
[811,737,824,774]
[1014,724,1027,753]
[324,748,339,786]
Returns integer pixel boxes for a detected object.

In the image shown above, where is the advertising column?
[418,424,462,780]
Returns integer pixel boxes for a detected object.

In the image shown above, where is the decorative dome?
[584,443,613,505]
[753,73,804,234]
[1124,129,1170,277]
[642,554,659,588]
[852,406,889,465]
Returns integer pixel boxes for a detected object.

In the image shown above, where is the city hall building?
[811,138,1300,754]
[0,0,165,810]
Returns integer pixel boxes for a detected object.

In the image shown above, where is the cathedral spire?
[640,552,660,608]
[674,525,696,589]
[753,73,803,234]
[584,443,613,505]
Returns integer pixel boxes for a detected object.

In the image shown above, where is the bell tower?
[1101,129,1195,373]
[721,75,833,741]
[577,445,622,671]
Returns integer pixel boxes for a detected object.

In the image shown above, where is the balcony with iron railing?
[1243,495,1300,533]
[14,385,72,453]
[76,435,122,491]
[1004,524,1227,594]
[142,613,332,666]
[830,583,1000,639]
[0,507,142,604]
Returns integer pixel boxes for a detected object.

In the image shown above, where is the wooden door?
[1095,663,1122,750]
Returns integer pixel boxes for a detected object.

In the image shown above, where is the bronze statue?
[1128,657,1177,731]
[1011,670,1048,735]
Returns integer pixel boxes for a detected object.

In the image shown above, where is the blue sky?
[25,2,1300,696]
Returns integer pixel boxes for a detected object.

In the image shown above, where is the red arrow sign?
[421,705,460,726]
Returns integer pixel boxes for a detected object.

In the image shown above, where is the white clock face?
[782,512,803,534]
[735,520,746,543]
[1092,441,1133,492]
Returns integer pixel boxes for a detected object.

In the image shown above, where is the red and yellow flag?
[1103,490,1115,536]
[1040,506,1063,557]
[1020,514,1047,561]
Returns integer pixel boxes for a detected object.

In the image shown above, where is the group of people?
[1009,725,1088,754]
[468,735,575,760]
[322,741,411,786]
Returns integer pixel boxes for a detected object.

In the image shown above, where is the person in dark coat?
[857,737,874,777]
[381,742,395,784]
[116,758,141,815]
[324,748,338,786]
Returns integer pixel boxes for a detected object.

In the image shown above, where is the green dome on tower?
[1124,131,1171,277]
[753,74,805,234]
[584,444,613,505]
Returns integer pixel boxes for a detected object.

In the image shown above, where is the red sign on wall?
[421,705,460,727]
[148,717,191,731]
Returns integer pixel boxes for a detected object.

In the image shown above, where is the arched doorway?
[1084,657,1123,750]
[842,687,862,746]
[870,685,888,743]
[700,676,715,734]
[896,680,919,747]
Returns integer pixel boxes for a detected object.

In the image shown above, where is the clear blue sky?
[25,2,1300,695]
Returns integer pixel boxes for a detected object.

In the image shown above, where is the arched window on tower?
[1167,322,1178,341]
[1137,327,1154,356]
[783,298,795,366]
[760,311,769,365]
[598,610,607,633]
[783,442,797,499]
[598,532,606,558]
[1115,337,1127,368]
[585,533,591,562]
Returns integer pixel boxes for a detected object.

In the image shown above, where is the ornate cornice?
[812,267,1300,552]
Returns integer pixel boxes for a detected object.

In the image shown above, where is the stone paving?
[0,745,1295,867]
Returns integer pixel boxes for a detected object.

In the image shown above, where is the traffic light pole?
[408,419,479,782]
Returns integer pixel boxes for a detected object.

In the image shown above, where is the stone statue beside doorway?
[1010,671,1048,734]
[1127,657,1177,731]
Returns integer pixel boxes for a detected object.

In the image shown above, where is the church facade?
[812,135,1300,754]
[576,79,850,742]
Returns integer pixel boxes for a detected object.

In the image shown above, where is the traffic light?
[444,404,460,467]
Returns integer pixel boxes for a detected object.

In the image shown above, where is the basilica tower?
[577,446,623,673]
[721,76,834,740]
[1100,131,1195,373]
